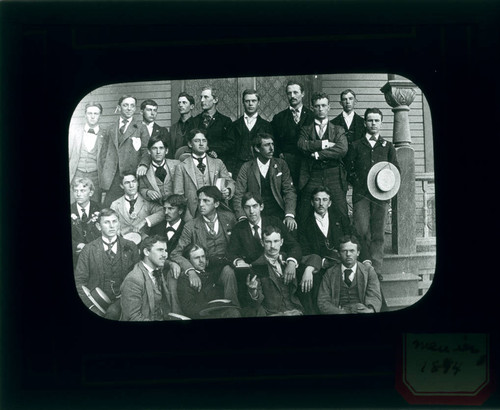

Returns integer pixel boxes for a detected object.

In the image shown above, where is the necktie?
[80,208,88,223]
[202,113,211,128]
[126,197,137,214]
[154,163,167,182]
[120,119,129,135]
[103,239,117,259]
[370,136,377,142]
[206,219,216,235]
[165,225,176,234]
[317,122,326,139]
[344,268,353,286]
[292,108,300,124]
[152,268,164,292]
[87,128,96,134]
[196,157,206,174]
[252,225,260,241]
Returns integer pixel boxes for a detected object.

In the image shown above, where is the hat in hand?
[367,161,401,200]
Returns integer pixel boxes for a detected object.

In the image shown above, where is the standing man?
[193,86,233,164]
[120,235,173,321]
[297,92,348,222]
[70,177,101,265]
[100,95,150,207]
[233,133,297,231]
[317,235,382,315]
[139,135,179,205]
[225,89,273,176]
[345,108,400,275]
[168,92,196,159]
[330,89,365,146]
[69,102,104,203]
[174,129,235,220]
[140,99,170,141]
[170,186,239,307]
[74,208,140,319]
[271,80,314,187]
[110,173,164,238]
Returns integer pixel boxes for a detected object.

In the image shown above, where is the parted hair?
[242,88,261,101]
[182,242,207,260]
[201,85,219,101]
[262,225,282,239]
[140,235,167,259]
[163,194,187,214]
[241,191,264,208]
[310,186,332,200]
[338,235,362,251]
[97,208,119,224]
[252,132,274,150]
[140,99,158,110]
[85,102,103,114]
[187,128,206,142]
[285,80,304,93]
[178,92,195,106]
[71,176,95,191]
[340,89,357,100]
[364,107,384,121]
[147,134,168,150]
[311,91,329,105]
[118,94,137,105]
[197,185,223,203]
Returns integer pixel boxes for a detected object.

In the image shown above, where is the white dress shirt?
[341,263,357,283]
[165,219,182,241]
[342,111,354,129]
[244,113,258,131]
[366,133,379,148]
[77,202,91,219]
[256,157,271,178]
[202,215,219,234]
[83,124,99,151]
[314,211,330,237]
[102,236,118,254]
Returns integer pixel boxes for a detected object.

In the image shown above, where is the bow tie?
[87,128,96,134]
[165,226,176,233]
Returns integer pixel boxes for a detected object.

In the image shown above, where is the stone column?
[380,79,417,254]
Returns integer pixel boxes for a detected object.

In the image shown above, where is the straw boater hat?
[82,285,112,315]
[367,161,401,201]
[123,232,142,245]
[199,299,241,317]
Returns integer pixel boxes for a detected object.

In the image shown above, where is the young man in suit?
[297,186,353,313]
[344,108,400,275]
[317,235,382,315]
[70,177,101,265]
[110,173,164,238]
[246,225,321,316]
[297,91,349,222]
[74,208,140,319]
[170,186,239,307]
[177,244,241,319]
[330,89,366,146]
[228,192,301,310]
[271,80,314,187]
[173,129,235,220]
[120,235,174,321]
[139,134,179,205]
[225,89,273,176]
[193,86,233,164]
[140,99,170,140]
[69,102,104,203]
[169,92,196,160]
[233,133,297,230]
[100,95,151,207]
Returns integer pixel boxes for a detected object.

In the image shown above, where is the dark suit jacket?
[193,111,233,161]
[99,118,150,190]
[344,136,400,203]
[226,115,273,173]
[70,201,101,254]
[271,106,314,157]
[330,112,365,144]
[170,210,236,273]
[227,215,301,266]
[168,117,195,159]
[150,219,186,254]
[298,208,353,261]
[120,261,172,321]
[317,262,382,314]
[248,253,303,315]
[297,122,348,191]
[233,157,296,220]
[74,236,140,307]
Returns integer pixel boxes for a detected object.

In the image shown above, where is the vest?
[311,124,341,170]
[262,267,296,314]
[77,135,98,173]
[339,273,362,308]
[101,243,126,300]
[260,171,282,217]
[237,122,257,161]
[205,224,227,258]
[194,160,210,188]
[152,284,164,320]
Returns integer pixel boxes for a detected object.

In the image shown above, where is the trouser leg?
[166,272,183,314]
[218,265,240,307]
[353,198,372,263]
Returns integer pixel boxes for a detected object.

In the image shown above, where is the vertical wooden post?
[380,80,417,254]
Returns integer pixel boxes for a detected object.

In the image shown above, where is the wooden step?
[380,272,420,299]
[385,296,423,311]
[382,252,436,278]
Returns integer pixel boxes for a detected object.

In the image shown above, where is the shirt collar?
[167,219,182,230]
[290,105,303,114]
[202,214,218,224]
[84,124,100,133]
[315,118,328,126]
[341,263,357,274]
[342,111,354,120]
[152,159,166,168]
[102,235,118,244]
[244,112,258,120]
[249,218,262,230]
[366,133,379,141]
[142,261,155,273]
[314,211,329,221]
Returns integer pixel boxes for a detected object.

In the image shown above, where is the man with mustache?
[317,235,381,315]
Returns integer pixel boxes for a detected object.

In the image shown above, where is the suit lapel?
[141,265,156,316]
[251,160,261,189]
[119,120,137,147]
[146,166,161,193]
[134,196,146,217]
[184,158,198,187]
[207,156,216,185]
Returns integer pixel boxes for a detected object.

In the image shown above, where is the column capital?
[381,81,417,109]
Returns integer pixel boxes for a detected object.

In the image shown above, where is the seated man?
[246,225,320,317]
[120,235,174,321]
[110,173,164,237]
[170,186,239,307]
[233,133,297,231]
[139,134,179,205]
[297,186,353,313]
[174,129,235,220]
[74,208,140,319]
[177,243,241,319]
[70,177,101,265]
[317,235,382,315]
[227,192,302,310]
